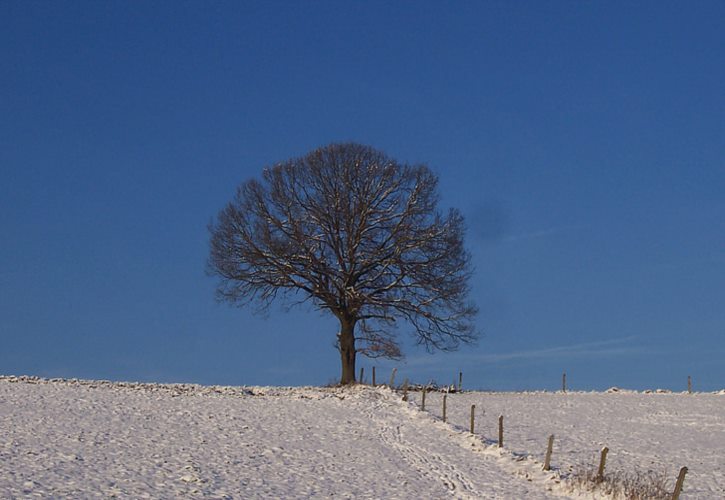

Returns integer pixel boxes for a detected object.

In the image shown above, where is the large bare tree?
[208,143,478,384]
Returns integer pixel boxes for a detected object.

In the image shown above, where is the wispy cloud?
[501,226,573,243]
[403,336,642,368]
[472,336,640,363]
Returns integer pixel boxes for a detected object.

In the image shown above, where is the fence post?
[562,372,567,393]
[359,367,364,385]
[443,394,447,423]
[498,415,504,448]
[459,371,463,392]
[543,434,554,471]
[372,366,376,387]
[597,447,609,481]
[421,386,427,411]
[389,368,397,388]
[688,375,692,394]
[672,466,688,500]
[402,378,409,401]
[470,405,475,433]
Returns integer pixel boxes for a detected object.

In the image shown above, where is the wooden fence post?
[459,371,463,392]
[443,394,447,423]
[402,378,409,401]
[597,447,609,481]
[543,434,554,471]
[359,367,364,385]
[470,405,475,433]
[389,368,397,388]
[421,386,427,411]
[672,466,688,500]
[498,415,504,448]
[562,372,567,393]
[372,366,376,387]
[688,375,692,394]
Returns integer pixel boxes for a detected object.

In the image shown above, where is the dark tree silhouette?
[208,143,478,384]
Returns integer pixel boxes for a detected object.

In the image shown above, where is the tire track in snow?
[361,389,568,499]
[364,396,483,499]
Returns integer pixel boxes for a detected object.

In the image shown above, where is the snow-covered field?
[1,376,722,499]
[409,389,725,499]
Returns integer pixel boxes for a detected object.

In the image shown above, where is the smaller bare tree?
[208,143,478,384]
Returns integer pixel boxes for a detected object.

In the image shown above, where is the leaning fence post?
[470,405,475,433]
[372,366,376,387]
[671,466,688,500]
[389,368,397,388]
[498,415,504,448]
[359,367,364,384]
[543,434,554,471]
[443,394,447,423]
[421,386,427,411]
[597,447,609,481]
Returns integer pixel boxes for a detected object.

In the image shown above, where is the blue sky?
[1,1,723,391]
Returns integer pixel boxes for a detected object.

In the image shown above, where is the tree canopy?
[208,143,478,384]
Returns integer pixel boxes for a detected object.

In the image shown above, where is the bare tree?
[208,143,478,384]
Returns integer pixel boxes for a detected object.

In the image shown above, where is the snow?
[408,389,725,499]
[1,376,722,499]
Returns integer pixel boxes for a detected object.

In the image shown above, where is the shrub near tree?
[208,143,478,384]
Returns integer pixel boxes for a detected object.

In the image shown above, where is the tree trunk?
[338,317,357,385]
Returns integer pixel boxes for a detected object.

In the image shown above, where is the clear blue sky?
[2,1,723,391]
